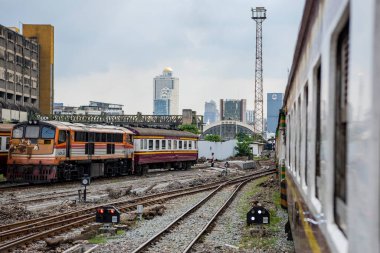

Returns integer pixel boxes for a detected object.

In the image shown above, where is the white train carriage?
[276,0,380,252]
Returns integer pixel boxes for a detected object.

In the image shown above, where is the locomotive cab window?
[41,126,55,139]
[58,130,66,144]
[12,126,23,138]
[25,126,39,139]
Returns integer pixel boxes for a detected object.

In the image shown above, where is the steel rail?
[0,170,275,251]
[131,170,275,253]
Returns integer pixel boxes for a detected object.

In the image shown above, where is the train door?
[66,131,71,158]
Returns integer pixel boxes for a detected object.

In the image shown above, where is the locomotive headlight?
[28,120,32,125]
[251,216,255,221]
[33,120,38,125]
[258,210,262,214]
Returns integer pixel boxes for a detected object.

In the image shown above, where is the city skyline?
[1,1,305,116]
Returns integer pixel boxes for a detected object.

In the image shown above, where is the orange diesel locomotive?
[7,121,134,182]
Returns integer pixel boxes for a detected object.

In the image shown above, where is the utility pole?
[251,7,266,135]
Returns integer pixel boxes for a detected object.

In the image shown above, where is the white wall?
[2,109,27,122]
[199,139,238,160]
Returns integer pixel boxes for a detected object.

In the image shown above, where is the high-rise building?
[0,25,52,121]
[204,100,218,124]
[267,93,284,133]
[246,110,255,125]
[153,67,179,115]
[23,24,54,115]
[220,99,246,122]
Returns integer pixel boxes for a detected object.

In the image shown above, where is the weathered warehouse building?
[0,24,54,122]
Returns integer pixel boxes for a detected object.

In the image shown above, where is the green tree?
[204,134,222,142]
[234,140,252,156]
[178,124,200,134]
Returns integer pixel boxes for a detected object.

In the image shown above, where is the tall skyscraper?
[246,110,255,125]
[220,99,247,122]
[204,100,218,124]
[153,67,179,115]
[267,93,284,133]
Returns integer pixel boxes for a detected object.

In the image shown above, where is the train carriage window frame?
[174,140,178,149]
[184,140,187,150]
[5,137,10,150]
[161,139,166,150]
[140,139,144,150]
[95,132,102,142]
[194,141,197,149]
[189,141,192,149]
[155,140,160,150]
[333,20,349,236]
[304,84,309,187]
[168,140,172,150]
[143,139,147,150]
[148,140,153,150]
[179,140,182,149]
[314,62,322,200]
[12,126,23,138]
[88,132,95,142]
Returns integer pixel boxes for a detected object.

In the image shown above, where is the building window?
[0,68,5,80]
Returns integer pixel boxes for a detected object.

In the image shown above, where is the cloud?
[2,0,305,117]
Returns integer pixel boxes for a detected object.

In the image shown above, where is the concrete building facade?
[0,24,54,122]
[246,110,255,125]
[153,67,179,115]
[220,99,246,122]
[23,24,54,115]
[267,93,284,133]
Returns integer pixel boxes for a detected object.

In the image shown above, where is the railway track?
[0,169,275,252]
[130,172,267,253]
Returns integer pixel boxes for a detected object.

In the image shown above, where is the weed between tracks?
[237,175,293,252]
[89,230,125,244]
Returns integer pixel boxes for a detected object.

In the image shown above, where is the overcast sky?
[1,0,305,116]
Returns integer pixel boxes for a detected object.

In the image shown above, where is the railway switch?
[247,206,270,225]
[96,205,120,223]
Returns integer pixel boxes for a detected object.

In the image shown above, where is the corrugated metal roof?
[128,127,198,138]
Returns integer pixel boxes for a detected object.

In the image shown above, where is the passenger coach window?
[25,126,39,138]
[179,141,182,149]
[140,139,143,150]
[162,140,166,150]
[58,130,66,144]
[5,137,9,150]
[12,126,23,138]
[143,139,147,150]
[174,140,178,149]
[148,140,153,150]
[189,141,192,149]
[305,85,309,186]
[184,141,187,149]
[168,140,172,150]
[334,21,349,235]
[315,64,322,199]
[155,140,160,150]
[194,141,197,149]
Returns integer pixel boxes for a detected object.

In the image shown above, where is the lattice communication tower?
[251,7,266,134]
